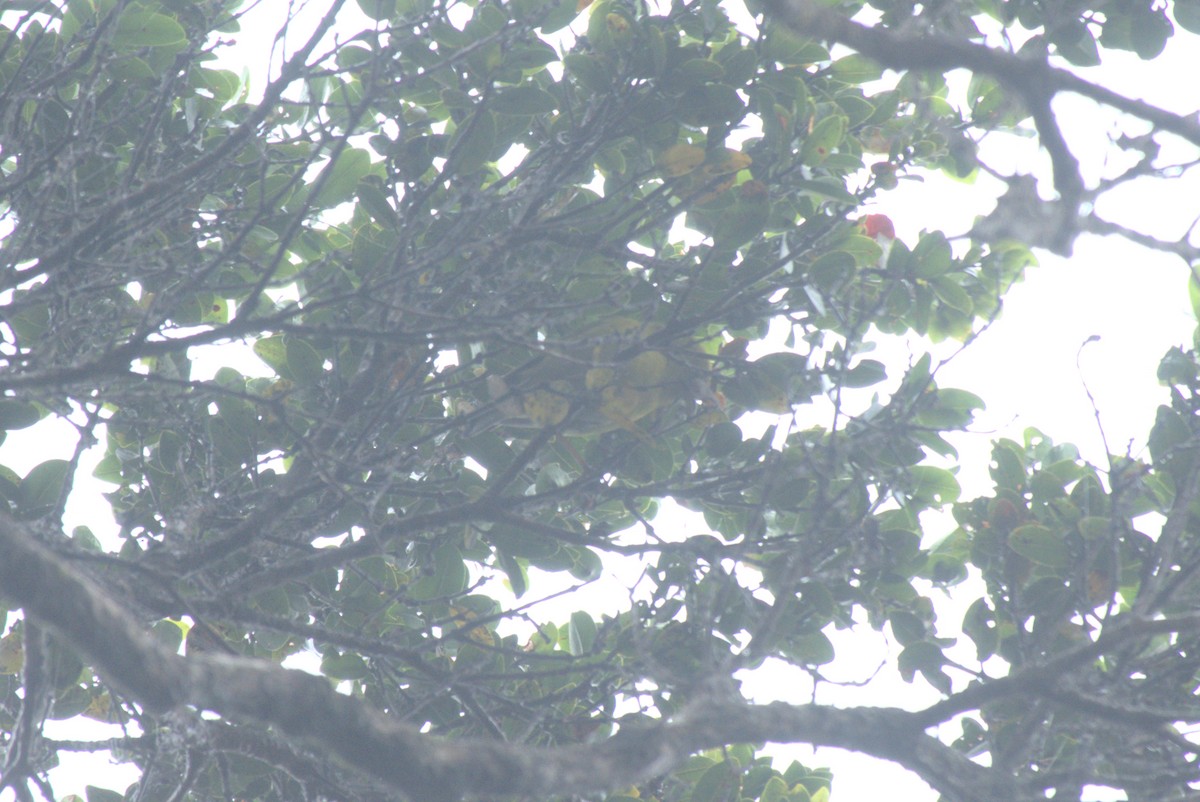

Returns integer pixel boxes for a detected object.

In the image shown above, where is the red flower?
[861,213,896,241]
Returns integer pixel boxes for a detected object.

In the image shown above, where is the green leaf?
[19,459,71,516]
[1176,0,1200,34]
[718,45,757,86]
[683,83,747,126]
[114,12,187,48]
[198,69,243,105]
[724,743,754,768]
[897,641,951,692]
[916,387,984,428]
[1149,405,1191,474]
[356,0,396,21]
[831,54,882,83]
[1076,516,1111,544]
[531,0,581,33]
[799,115,845,165]
[152,619,186,652]
[445,110,496,175]
[494,84,557,115]
[1054,22,1101,67]
[692,761,742,802]
[321,651,369,680]
[568,610,596,655]
[503,40,560,71]
[791,178,857,205]
[909,465,960,505]
[311,148,372,208]
[430,21,471,48]
[496,550,528,598]
[912,231,953,278]
[284,337,325,385]
[760,775,790,802]
[836,234,884,267]
[337,44,373,70]
[765,28,828,64]
[889,611,926,646]
[935,388,984,414]
[71,525,103,552]
[962,598,998,659]
[990,440,1026,491]
[253,335,288,377]
[568,547,603,581]
[807,250,856,286]
[704,421,744,457]
[783,630,835,665]
[1188,272,1200,323]
[409,544,468,600]
[931,276,973,314]
[0,400,42,431]
[1129,9,1173,59]
[843,359,886,388]
[85,787,125,802]
[723,351,812,413]
[836,93,875,126]
[564,53,614,92]
[357,179,396,225]
[677,755,718,783]
[1008,523,1071,568]
[666,57,725,90]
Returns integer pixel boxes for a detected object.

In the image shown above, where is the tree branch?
[0,0,351,291]
[0,513,1013,802]
[764,0,1200,147]
[764,0,1200,255]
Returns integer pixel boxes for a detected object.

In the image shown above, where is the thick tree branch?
[0,513,1012,802]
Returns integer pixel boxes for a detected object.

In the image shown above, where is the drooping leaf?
[568,610,597,655]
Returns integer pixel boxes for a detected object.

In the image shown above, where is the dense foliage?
[2,0,1200,800]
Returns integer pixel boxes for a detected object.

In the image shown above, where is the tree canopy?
[2,1,1200,800]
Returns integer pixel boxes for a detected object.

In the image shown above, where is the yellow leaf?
[83,691,117,722]
[521,384,574,427]
[487,317,709,435]
[451,605,497,647]
[683,175,736,205]
[0,631,22,674]
[658,144,706,177]
[700,148,752,177]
